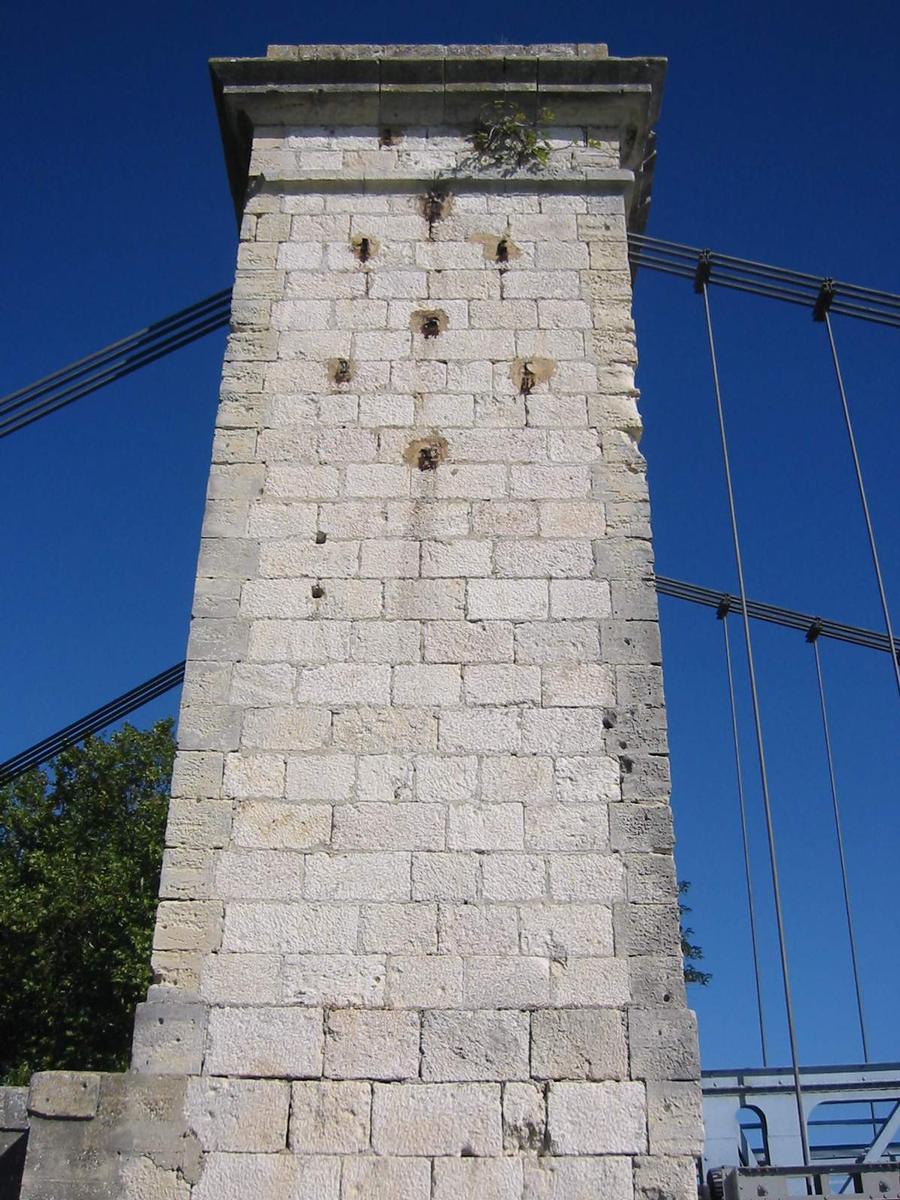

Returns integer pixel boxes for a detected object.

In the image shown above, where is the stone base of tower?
[17,1068,699,1199]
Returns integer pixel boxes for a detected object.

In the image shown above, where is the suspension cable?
[806,628,871,1061]
[1,575,896,785]
[698,259,811,1166]
[718,602,769,1065]
[0,290,231,440]
[819,311,900,702]
[629,235,900,329]
[0,663,186,785]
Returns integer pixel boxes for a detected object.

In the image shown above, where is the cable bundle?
[0,290,232,439]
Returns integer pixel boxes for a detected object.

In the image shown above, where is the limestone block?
[610,806,675,853]
[387,954,464,1008]
[514,620,600,665]
[519,903,614,958]
[214,850,305,900]
[416,756,479,803]
[411,852,480,902]
[432,1157,523,1199]
[629,1009,700,1082]
[467,579,548,621]
[646,1082,704,1156]
[232,801,331,850]
[357,754,413,803]
[440,708,520,754]
[421,1010,530,1081]
[463,955,550,1008]
[28,1073,99,1120]
[539,500,605,537]
[153,900,223,953]
[502,1080,545,1151]
[185,1078,289,1151]
[289,1081,371,1154]
[424,620,514,664]
[324,1008,420,1080]
[131,998,206,1074]
[547,1080,646,1154]
[199,952,282,1004]
[392,664,461,706]
[482,755,552,805]
[120,1155,192,1199]
[439,904,518,955]
[340,1157,432,1199]
[304,851,411,901]
[614,902,681,957]
[478,852,543,902]
[222,901,357,954]
[447,804,523,852]
[629,956,687,1008]
[463,665,541,705]
[531,1009,628,1080]
[193,1152,340,1200]
[521,709,604,755]
[332,802,445,851]
[550,955,630,1006]
[633,1154,700,1200]
[371,1082,502,1156]
[547,852,625,902]
[525,805,609,852]
[282,954,386,1007]
[522,1155,634,1200]
[205,1006,323,1077]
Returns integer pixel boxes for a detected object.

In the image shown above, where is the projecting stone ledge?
[210,42,665,229]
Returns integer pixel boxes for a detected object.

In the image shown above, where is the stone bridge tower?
[19,43,701,1200]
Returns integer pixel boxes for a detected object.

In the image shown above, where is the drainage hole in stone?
[421,315,441,339]
[311,583,325,599]
[315,531,327,544]
[418,446,440,471]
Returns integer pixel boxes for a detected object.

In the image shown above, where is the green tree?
[0,719,173,1085]
[680,880,712,986]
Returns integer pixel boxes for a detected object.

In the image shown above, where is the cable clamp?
[805,618,824,643]
[813,279,835,322]
[716,595,732,620]
[693,249,713,294]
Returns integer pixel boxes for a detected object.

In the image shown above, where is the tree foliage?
[0,720,173,1085]
[680,880,712,986]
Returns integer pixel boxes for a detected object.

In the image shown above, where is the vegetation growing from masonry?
[468,101,554,171]
[680,880,712,985]
[0,720,173,1085]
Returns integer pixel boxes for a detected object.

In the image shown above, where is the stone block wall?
[17,46,702,1200]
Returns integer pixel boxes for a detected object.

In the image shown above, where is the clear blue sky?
[2,1,899,1075]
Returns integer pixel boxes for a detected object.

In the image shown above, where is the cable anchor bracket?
[694,249,713,294]
[813,278,835,322]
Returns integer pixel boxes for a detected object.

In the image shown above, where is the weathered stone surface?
[324,1008,420,1080]
[523,1155,634,1199]
[421,1010,530,1081]
[372,1082,502,1156]
[185,1077,289,1151]
[531,1008,628,1080]
[28,1073,100,1120]
[547,1080,647,1154]
[289,1081,371,1154]
[205,1006,323,1077]
[433,1156,523,1199]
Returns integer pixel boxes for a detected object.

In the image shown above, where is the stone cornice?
[209,45,666,230]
